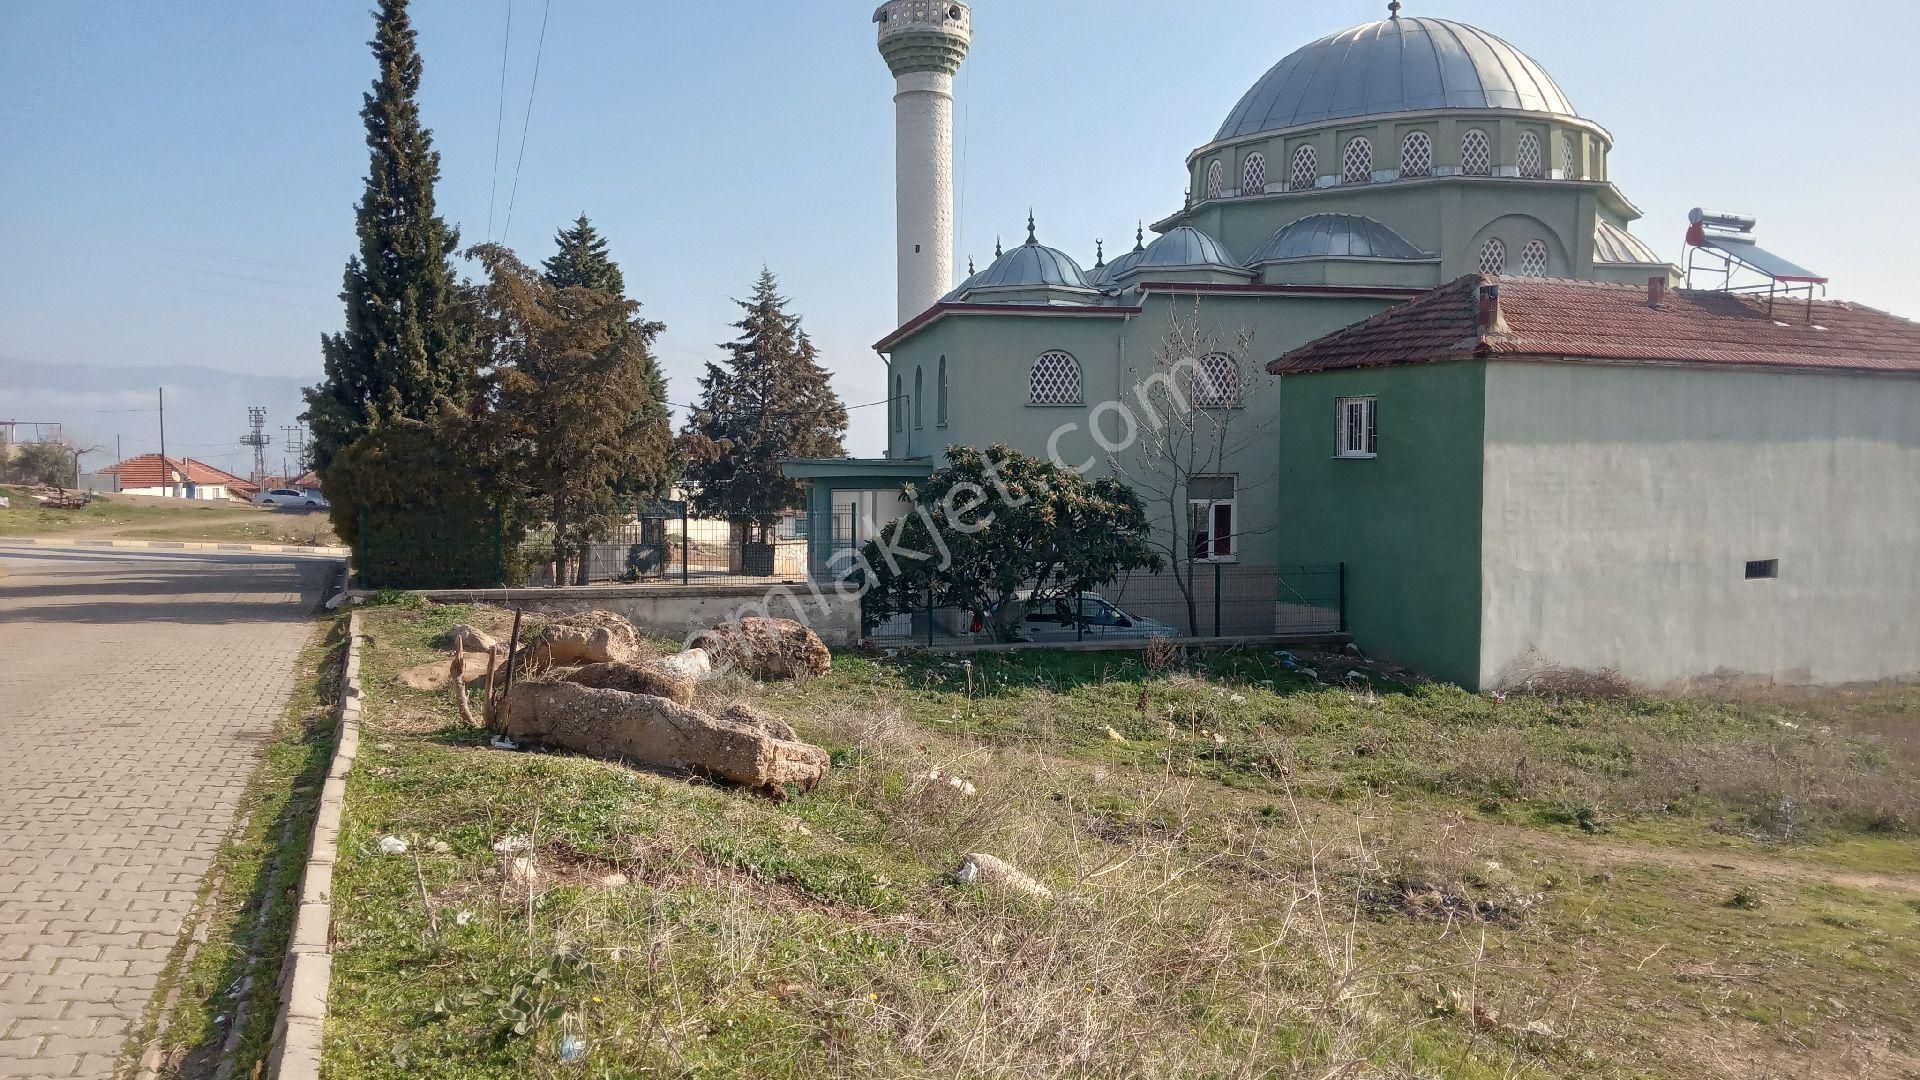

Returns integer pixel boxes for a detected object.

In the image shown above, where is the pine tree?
[471,243,668,585]
[681,269,848,536]
[302,0,470,542]
[540,214,674,498]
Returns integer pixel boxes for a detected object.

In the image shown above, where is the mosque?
[787,3,1920,690]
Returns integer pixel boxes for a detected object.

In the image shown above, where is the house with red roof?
[104,454,253,502]
[1268,275,1920,690]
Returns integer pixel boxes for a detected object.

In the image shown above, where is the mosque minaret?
[873,1,971,325]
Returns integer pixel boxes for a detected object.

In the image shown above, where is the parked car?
[1003,591,1177,642]
[255,487,327,509]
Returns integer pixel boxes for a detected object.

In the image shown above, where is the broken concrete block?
[655,648,713,682]
[502,680,827,796]
[954,852,1052,899]
[527,610,645,669]
[689,618,830,681]
[560,661,695,706]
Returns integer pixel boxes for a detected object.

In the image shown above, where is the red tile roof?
[105,454,250,490]
[1269,275,1920,376]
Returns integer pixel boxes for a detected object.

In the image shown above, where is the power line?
[485,0,513,241]
[498,0,551,244]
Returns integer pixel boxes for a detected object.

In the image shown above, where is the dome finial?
[1025,209,1037,245]
[1133,222,1146,252]
[994,235,1002,257]
[968,256,976,275]
[1093,238,1105,268]
[1387,1,1401,19]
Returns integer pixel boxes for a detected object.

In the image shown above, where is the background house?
[1270,275,1920,689]
[106,454,252,501]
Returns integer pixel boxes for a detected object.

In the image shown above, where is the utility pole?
[240,406,272,486]
[280,423,307,477]
[157,387,169,497]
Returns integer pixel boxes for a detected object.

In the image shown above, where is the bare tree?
[1108,299,1274,636]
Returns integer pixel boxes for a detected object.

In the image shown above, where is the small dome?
[1593,220,1663,265]
[940,264,986,303]
[1217,17,1577,141]
[969,219,1090,291]
[1249,214,1428,263]
[1127,226,1240,274]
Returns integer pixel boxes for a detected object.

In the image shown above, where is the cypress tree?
[303,0,469,542]
[540,215,674,497]
[681,269,848,537]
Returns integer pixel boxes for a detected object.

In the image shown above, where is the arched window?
[1461,128,1492,176]
[1518,239,1549,277]
[1561,137,1577,179]
[1341,136,1373,184]
[1289,144,1317,191]
[892,374,904,432]
[1241,152,1266,195]
[1517,131,1543,179]
[1205,160,1224,200]
[1193,354,1241,408]
[1400,130,1433,178]
[913,366,924,429]
[936,356,948,427]
[1029,351,1083,405]
[1479,237,1507,275]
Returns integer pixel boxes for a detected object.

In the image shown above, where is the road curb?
[0,536,349,556]
[267,610,362,1080]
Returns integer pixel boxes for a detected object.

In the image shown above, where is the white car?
[255,487,327,510]
[1007,592,1178,642]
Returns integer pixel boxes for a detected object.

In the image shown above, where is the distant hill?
[0,356,313,477]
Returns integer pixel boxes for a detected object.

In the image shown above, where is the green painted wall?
[1273,360,1488,686]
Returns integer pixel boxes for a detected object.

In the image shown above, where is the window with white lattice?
[1479,237,1507,275]
[1029,351,1083,405]
[892,375,904,432]
[1335,398,1376,459]
[1400,130,1433,178]
[1517,131,1543,179]
[1205,160,1223,199]
[937,356,948,427]
[1461,128,1491,176]
[1518,239,1548,277]
[1192,353,1240,408]
[1561,136,1576,179]
[1241,152,1266,195]
[913,366,924,429]
[1289,144,1317,190]
[1341,136,1373,184]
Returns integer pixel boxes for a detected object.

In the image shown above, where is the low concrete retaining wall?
[377,583,863,646]
[267,611,362,1079]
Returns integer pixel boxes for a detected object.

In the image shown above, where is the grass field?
[0,487,340,546]
[321,604,1920,1078]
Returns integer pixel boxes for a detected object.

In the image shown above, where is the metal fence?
[865,563,1345,646]
[518,501,819,587]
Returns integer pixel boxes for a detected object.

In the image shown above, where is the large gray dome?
[1129,226,1240,274]
[1249,214,1428,263]
[969,228,1090,291]
[1216,17,1577,141]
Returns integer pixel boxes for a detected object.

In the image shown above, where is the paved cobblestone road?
[0,549,331,1078]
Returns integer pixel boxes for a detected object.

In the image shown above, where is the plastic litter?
[557,1034,587,1063]
[490,735,521,751]
[454,910,474,927]
[377,836,409,855]
[491,834,531,854]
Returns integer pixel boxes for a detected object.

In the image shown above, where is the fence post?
[925,589,934,648]
[1337,562,1348,634]
[1213,561,1222,638]
[680,503,690,586]
[358,508,369,591]
[492,504,504,587]
[1076,590,1084,643]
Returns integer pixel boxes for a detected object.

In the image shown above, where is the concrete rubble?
[690,617,831,681]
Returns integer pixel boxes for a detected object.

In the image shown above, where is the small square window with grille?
[1479,237,1507,275]
[1400,130,1432,178]
[1461,128,1492,176]
[1241,152,1266,195]
[1193,353,1240,408]
[1335,396,1377,458]
[1341,136,1373,184]
[1516,131,1543,179]
[1289,145,1317,190]
[1745,559,1779,580]
[1029,351,1083,405]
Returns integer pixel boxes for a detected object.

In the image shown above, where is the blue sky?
[3,0,1914,457]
